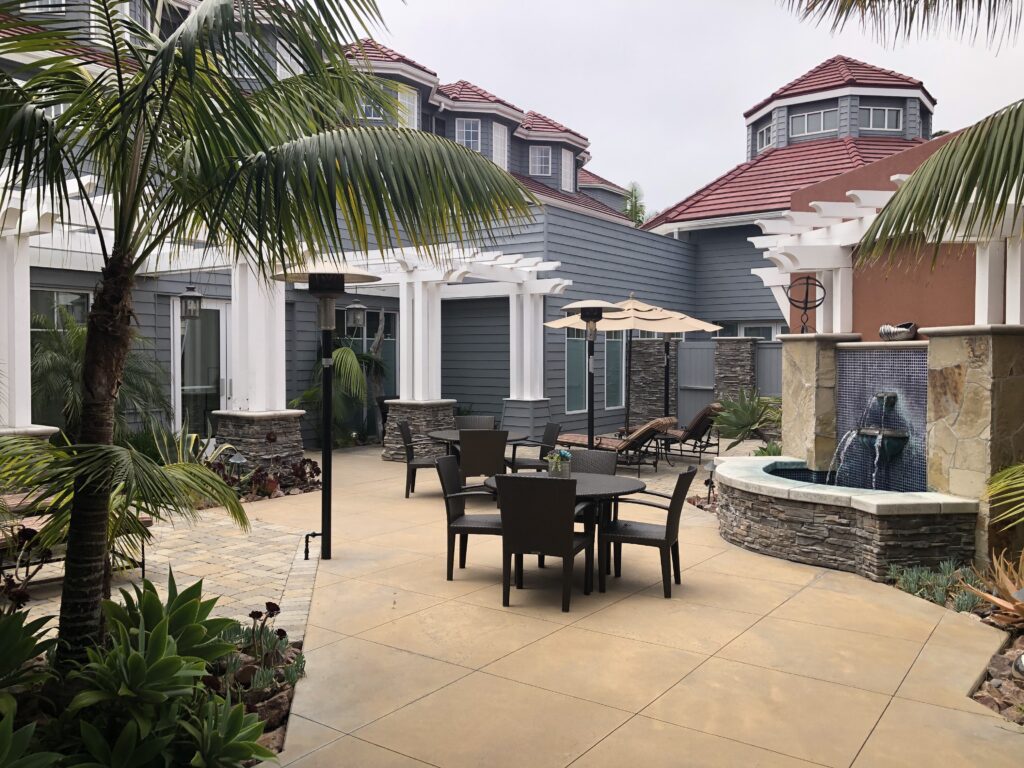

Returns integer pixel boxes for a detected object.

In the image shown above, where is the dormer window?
[361,102,384,121]
[561,149,574,191]
[21,0,65,11]
[455,118,481,151]
[790,108,838,137]
[396,88,420,129]
[860,107,902,131]
[529,145,552,176]
[756,124,773,152]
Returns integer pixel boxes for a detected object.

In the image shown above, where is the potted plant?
[545,448,573,479]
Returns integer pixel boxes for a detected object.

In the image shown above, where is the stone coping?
[0,424,60,437]
[835,341,929,350]
[383,399,456,407]
[211,409,306,420]
[715,457,978,516]
[920,324,1024,337]
[776,333,862,342]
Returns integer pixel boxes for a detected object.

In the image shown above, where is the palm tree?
[31,308,171,443]
[786,1,1024,260]
[624,182,646,227]
[0,0,532,660]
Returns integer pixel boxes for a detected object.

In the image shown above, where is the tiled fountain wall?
[834,343,928,492]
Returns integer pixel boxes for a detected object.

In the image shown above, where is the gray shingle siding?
[579,187,626,214]
[441,298,510,417]
[690,226,784,324]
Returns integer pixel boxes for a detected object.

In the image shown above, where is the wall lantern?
[345,300,368,335]
[179,285,203,321]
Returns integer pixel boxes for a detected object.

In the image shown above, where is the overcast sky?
[372,0,1022,214]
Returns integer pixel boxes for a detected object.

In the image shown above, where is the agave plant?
[713,390,781,450]
[960,549,1024,630]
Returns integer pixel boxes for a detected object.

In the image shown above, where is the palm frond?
[785,0,1023,44]
[855,99,1024,262]
[988,462,1024,529]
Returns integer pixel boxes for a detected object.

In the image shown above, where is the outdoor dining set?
[397,414,706,612]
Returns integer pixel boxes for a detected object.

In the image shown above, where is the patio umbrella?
[546,296,720,432]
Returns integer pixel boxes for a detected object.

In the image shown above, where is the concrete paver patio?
[245,447,1024,768]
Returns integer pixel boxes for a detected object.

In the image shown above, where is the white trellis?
[749,177,1024,331]
[341,245,571,402]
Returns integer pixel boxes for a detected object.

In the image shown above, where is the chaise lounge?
[557,416,677,476]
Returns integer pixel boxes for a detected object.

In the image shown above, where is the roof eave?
[744,85,936,124]
[513,127,589,150]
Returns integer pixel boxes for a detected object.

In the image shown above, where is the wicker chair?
[398,421,437,498]
[599,467,697,598]
[436,456,502,580]
[458,429,508,491]
[455,415,496,430]
[508,422,561,472]
[495,474,593,612]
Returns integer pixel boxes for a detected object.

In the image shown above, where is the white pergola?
[0,178,570,433]
[341,246,570,402]
[749,177,1024,331]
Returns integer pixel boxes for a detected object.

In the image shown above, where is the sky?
[371,0,1023,214]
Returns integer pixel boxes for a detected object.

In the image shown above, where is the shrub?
[960,549,1024,629]
[714,390,781,450]
[887,560,981,610]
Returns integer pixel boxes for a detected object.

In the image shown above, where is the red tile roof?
[345,38,437,77]
[436,80,523,113]
[577,168,627,195]
[519,110,588,142]
[513,173,626,220]
[643,136,922,230]
[745,55,934,118]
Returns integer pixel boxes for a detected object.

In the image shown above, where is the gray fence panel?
[677,340,716,426]
[756,341,783,397]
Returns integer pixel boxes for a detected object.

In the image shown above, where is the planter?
[547,460,571,479]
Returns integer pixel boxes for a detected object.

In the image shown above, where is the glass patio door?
[173,299,229,436]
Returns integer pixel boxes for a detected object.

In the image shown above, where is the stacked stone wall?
[628,339,677,429]
[381,400,456,461]
[213,411,305,470]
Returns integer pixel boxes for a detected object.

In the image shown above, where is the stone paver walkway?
[248,447,1024,768]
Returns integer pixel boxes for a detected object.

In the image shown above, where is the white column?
[426,283,442,399]
[975,241,1006,324]
[396,276,414,399]
[229,262,286,411]
[1006,237,1023,324]
[522,293,545,399]
[832,267,854,333]
[816,271,834,333]
[508,290,523,399]
[0,237,33,429]
[412,280,427,400]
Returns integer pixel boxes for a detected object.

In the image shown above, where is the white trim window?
[492,121,508,170]
[361,102,384,121]
[738,322,790,340]
[455,118,481,151]
[560,148,574,192]
[756,124,773,152]
[529,145,552,176]
[789,108,838,137]
[859,106,903,131]
[30,289,90,330]
[396,87,420,129]
[21,0,65,12]
[604,331,625,410]
[565,327,587,414]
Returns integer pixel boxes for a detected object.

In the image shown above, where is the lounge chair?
[557,416,677,476]
[660,403,722,462]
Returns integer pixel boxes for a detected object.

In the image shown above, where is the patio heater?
[561,299,618,448]
[274,262,380,560]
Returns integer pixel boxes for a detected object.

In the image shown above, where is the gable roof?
[345,38,437,77]
[745,55,934,118]
[577,168,628,195]
[513,173,627,222]
[519,110,588,142]
[436,80,524,114]
[643,136,922,230]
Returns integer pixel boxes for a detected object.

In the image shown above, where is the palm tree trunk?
[56,250,135,663]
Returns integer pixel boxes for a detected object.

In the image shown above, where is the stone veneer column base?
[212,410,306,469]
[922,324,1024,559]
[713,337,758,403]
[500,399,551,438]
[779,333,861,470]
[382,399,456,461]
[628,339,677,428]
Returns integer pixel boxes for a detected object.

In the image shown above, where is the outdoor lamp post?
[178,285,203,321]
[274,262,380,560]
[561,299,618,448]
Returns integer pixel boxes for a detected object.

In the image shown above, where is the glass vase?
[548,459,571,479]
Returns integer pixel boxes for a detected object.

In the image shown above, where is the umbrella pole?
[663,337,671,417]
[624,330,632,434]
